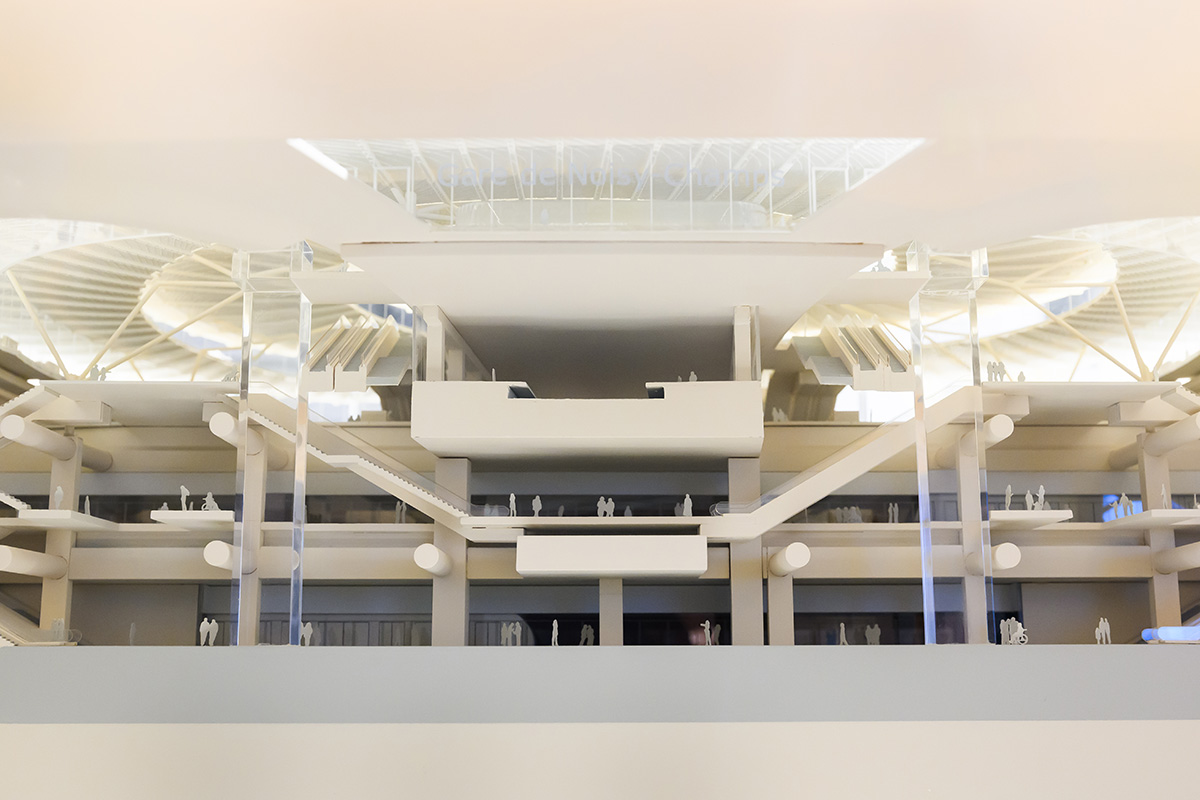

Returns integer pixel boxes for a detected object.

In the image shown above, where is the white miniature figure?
[1161,484,1169,510]
[509,493,517,516]
[532,495,542,517]
[996,361,1008,382]
[683,494,693,516]
[1017,371,1026,382]
[1119,493,1133,517]
[580,624,595,646]
[395,500,407,524]
[1035,485,1045,512]
[987,361,996,381]
[301,621,313,647]
[689,371,698,382]
[1005,485,1013,512]
[558,505,565,516]
[83,496,90,516]
[129,623,137,646]
[701,620,712,646]
[51,618,66,642]
[512,621,522,646]
[838,622,849,645]
[865,624,881,645]
[1024,489,1034,511]
[597,496,607,517]
[624,506,632,517]
[180,485,190,512]
[1095,617,1111,645]
[712,623,721,645]
[606,497,615,517]
[551,619,559,647]
[53,485,63,510]
[849,506,862,524]
[208,619,219,646]
[199,617,212,646]
[500,621,512,646]
[999,617,1027,645]
[201,492,220,512]
[159,502,170,511]
[1194,494,1199,510]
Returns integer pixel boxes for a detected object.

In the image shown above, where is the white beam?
[0,416,112,472]
[0,545,67,579]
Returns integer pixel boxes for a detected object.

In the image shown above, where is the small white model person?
[532,495,542,517]
[53,485,63,510]
[1025,489,1034,511]
[509,493,517,516]
[579,624,595,646]
[1005,485,1013,512]
[1162,484,1169,509]
[606,497,615,517]
[500,621,512,646]
[201,492,220,512]
[597,496,606,517]
[683,494,693,516]
[180,485,190,512]
[551,619,559,647]
[864,624,881,645]
[301,621,314,647]
[689,371,698,382]
[83,496,90,516]
[1035,485,1045,512]
[1118,493,1133,517]
[701,619,712,646]
[512,621,522,646]
[838,622,849,645]
[198,618,211,646]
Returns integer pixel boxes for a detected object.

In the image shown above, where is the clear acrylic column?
[909,244,997,644]
[289,243,313,646]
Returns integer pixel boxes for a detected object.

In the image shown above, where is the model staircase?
[0,597,71,646]
[0,489,31,511]
[247,393,466,527]
[703,387,976,540]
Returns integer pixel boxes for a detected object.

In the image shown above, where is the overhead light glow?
[287,138,350,180]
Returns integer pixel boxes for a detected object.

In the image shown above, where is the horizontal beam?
[0,415,112,471]
[0,545,67,579]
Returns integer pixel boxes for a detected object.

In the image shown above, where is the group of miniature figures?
[1004,484,1050,512]
[160,485,221,513]
[985,361,1026,382]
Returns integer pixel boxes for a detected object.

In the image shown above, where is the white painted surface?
[412,379,764,458]
[516,535,709,578]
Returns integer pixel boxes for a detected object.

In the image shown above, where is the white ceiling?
[3,2,1200,251]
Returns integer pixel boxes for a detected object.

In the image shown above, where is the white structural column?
[956,430,990,644]
[1140,436,1182,627]
[729,457,765,645]
[599,577,623,646]
[41,436,82,630]
[767,543,799,645]
[432,457,470,645]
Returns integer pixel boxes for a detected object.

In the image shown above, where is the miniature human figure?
[606,497,615,517]
[712,624,721,645]
[1100,617,1111,644]
[53,485,63,510]
[1119,493,1133,517]
[558,505,565,516]
[580,624,595,646]
[849,506,862,524]
[996,361,1008,382]
[532,495,542,517]
[512,621,522,646]
[159,502,169,511]
[301,621,313,647]
[865,624,881,645]
[201,492,220,512]
[198,618,213,646]
[500,622,512,646]
[1005,485,1013,512]
[838,622,849,645]
[129,623,136,646]
[986,362,994,381]
[180,485,190,512]
[1162,484,1169,510]
[509,493,517,516]
[1035,485,1045,512]
[624,506,632,517]
[395,501,407,524]
[1095,620,1104,645]
[1000,617,1027,645]
[83,496,90,516]
[551,619,559,647]
[1017,371,1026,382]
[700,620,712,645]
[209,619,219,646]
[1025,489,1034,511]
[597,496,607,517]
[689,371,698,382]
[1194,494,1199,510]
[683,494,693,516]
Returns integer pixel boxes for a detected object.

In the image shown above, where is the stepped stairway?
[0,593,71,646]
[247,393,467,528]
[702,387,976,541]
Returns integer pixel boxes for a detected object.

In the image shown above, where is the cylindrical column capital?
[1144,414,1200,458]
[768,542,811,577]
[209,411,287,469]
[1153,540,1200,574]
[203,540,236,571]
[414,543,452,576]
[0,545,67,579]
[966,542,1021,575]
